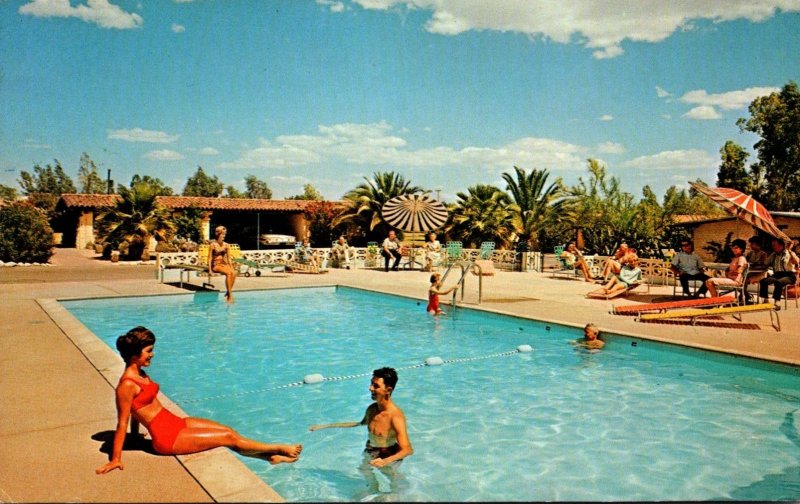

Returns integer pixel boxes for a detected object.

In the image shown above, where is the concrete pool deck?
[1,248,798,502]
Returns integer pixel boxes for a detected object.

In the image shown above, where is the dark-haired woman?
[96,326,302,475]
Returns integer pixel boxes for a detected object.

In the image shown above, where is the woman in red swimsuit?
[426,272,458,316]
[209,225,237,303]
[96,326,302,475]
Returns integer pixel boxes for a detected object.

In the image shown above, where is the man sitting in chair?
[331,236,353,269]
[381,230,402,272]
[670,239,709,298]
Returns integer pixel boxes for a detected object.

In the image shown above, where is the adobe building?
[55,194,320,251]
[673,212,800,262]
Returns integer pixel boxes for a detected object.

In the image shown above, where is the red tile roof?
[57,194,344,212]
[154,196,313,212]
[59,193,121,208]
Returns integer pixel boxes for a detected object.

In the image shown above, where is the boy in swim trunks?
[309,367,413,468]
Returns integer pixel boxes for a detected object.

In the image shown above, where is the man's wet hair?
[373,367,398,390]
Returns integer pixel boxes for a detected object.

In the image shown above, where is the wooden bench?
[638,303,780,331]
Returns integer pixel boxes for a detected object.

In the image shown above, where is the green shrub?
[0,202,55,263]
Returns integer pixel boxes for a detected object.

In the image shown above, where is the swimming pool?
[63,286,800,501]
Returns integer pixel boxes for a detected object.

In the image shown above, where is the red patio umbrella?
[689,182,791,242]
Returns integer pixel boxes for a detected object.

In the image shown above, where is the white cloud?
[143,149,185,161]
[347,0,800,59]
[682,105,722,120]
[23,138,52,149]
[656,86,671,98]
[198,147,220,156]
[621,149,717,171]
[171,23,185,33]
[680,86,780,110]
[597,142,625,154]
[599,114,614,121]
[19,0,143,29]
[220,121,586,172]
[108,128,180,143]
[317,0,346,12]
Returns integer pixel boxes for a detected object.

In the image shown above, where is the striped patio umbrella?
[382,193,448,233]
[689,182,791,242]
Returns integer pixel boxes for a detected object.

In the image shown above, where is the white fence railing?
[157,247,543,272]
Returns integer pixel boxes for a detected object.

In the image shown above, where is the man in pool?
[309,367,413,468]
[575,323,604,349]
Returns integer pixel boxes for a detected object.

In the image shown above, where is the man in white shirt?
[381,230,402,272]
[759,238,798,309]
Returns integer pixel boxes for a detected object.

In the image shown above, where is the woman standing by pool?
[96,326,302,474]
[209,225,236,303]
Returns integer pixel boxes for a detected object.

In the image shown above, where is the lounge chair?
[364,241,380,268]
[585,281,642,300]
[611,295,736,316]
[638,302,780,332]
[287,243,328,274]
[551,245,580,280]
[713,263,750,305]
[158,244,216,290]
[232,248,287,276]
[445,241,463,266]
[472,241,496,276]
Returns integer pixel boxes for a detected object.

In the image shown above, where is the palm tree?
[96,181,175,260]
[335,171,423,242]
[501,166,563,250]
[447,184,513,248]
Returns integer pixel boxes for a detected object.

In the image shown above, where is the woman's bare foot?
[268,454,299,465]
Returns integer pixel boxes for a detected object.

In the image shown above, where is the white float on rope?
[425,356,444,366]
[303,373,325,384]
[517,344,533,353]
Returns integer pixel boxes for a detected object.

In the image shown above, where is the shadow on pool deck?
[1,248,798,502]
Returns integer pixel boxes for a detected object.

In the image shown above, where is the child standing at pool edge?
[427,272,458,316]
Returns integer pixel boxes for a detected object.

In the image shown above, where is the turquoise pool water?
[63,287,800,501]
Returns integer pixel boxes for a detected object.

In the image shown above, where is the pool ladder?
[440,260,483,310]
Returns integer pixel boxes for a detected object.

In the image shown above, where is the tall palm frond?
[335,171,424,241]
[96,182,175,260]
[501,166,563,249]
[446,184,513,248]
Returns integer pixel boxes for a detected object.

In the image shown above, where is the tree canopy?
[183,166,223,197]
[78,152,107,194]
[736,80,800,210]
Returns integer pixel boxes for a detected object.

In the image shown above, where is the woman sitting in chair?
[600,242,630,282]
[297,238,319,270]
[560,241,594,282]
[705,238,747,298]
[591,251,641,297]
[424,233,442,272]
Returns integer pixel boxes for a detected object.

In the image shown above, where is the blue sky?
[2,0,799,202]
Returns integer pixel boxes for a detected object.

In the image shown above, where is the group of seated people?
[670,236,798,308]
[379,231,445,272]
[327,231,447,272]
[561,240,640,287]
[568,235,799,305]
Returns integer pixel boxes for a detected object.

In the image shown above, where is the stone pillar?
[76,210,95,249]
[200,212,212,242]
